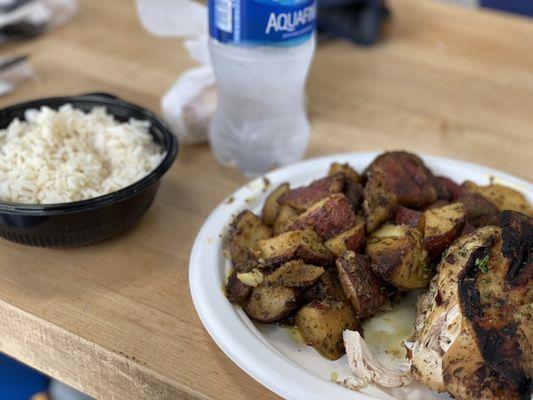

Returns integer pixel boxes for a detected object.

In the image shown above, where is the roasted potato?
[423,203,466,259]
[345,179,365,212]
[363,169,398,232]
[254,229,334,267]
[324,216,365,256]
[288,194,357,239]
[328,162,361,183]
[371,222,409,238]
[336,251,386,318]
[463,181,532,216]
[303,270,347,303]
[228,210,272,270]
[395,206,425,233]
[226,271,253,304]
[264,260,324,287]
[244,285,300,323]
[457,185,500,227]
[277,172,345,211]
[273,204,298,235]
[262,183,290,226]
[366,226,430,290]
[365,151,437,208]
[295,299,359,360]
[434,176,462,201]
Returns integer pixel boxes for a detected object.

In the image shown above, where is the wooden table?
[0,0,532,399]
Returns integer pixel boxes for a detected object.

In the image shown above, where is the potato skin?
[336,251,386,318]
[457,185,500,228]
[277,172,345,211]
[262,183,290,226]
[289,194,357,239]
[363,169,398,233]
[296,300,359,360]
[254,229,334,267]
[463,181,532,216]
[366,151,437,208]
[395,206,425,233]
[423,203,466,259]
[228,210,272,270]
[324,216,365,256]
[264,260,324,288]
[244,285,300,323]
[366,227,430,290]
[434,176,462,201]
[226,271,253,304]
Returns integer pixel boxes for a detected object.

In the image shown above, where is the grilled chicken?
[406,210,532,400]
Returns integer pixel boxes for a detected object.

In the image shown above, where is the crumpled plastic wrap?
[136,0,215,145]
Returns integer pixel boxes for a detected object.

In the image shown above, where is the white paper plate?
[189,152,532,400]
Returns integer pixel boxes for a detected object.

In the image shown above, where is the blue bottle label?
[209,0,316,46]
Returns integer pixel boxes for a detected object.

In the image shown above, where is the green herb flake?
[475,255,489,273]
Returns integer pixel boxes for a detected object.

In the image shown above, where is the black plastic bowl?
[0,93,178,247]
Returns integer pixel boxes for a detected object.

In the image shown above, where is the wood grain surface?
[0,0,531,399]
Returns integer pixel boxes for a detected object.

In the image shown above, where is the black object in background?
[317,0,390,45]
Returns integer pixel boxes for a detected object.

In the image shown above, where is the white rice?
[0,104,166,204]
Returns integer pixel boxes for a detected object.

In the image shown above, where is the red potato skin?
[336,252,385,318]
[226,272,253,304]
[434,176,462,201]
[366,151,437,208]
[277,172,345,210]
[424,221,465,259]
[344,224,366,253]
[289,194,357,239]
[457,186,500,227]
[395,206,425,232]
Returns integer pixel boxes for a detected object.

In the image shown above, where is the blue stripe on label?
[209,0,316,46]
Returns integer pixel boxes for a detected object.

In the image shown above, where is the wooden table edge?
[0,298,210,400]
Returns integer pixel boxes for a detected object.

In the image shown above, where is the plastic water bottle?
[208,0,316,176]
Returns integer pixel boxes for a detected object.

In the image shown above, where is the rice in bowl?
[0,104,166,204]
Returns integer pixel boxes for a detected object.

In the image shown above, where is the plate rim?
[189,151,532,400]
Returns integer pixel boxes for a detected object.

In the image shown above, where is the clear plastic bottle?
[208,0,316,175]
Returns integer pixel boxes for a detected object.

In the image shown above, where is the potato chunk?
[277,172,345,211]
[303,270,347,303]
[463,181,532,216]
[296,300,359,360]
[434,176,462,201]
[244,285,300,323]
[324,216,365,256]
[254,229,334,267]
[457,185,500,227]
[262,183,290,226]
[228,210,272,270]
[273,204,298,235]
[226,271,253,304]
[328,162,361,183]
[365,151,437,208]
[395,206,425,233]
[423,203,466,259]
[288,194,357,239]
[264,260,324,287]
[366,226,430,290]
[363,169,398,233]
[336,251,386,318]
